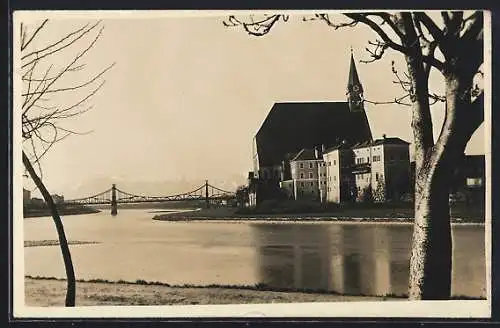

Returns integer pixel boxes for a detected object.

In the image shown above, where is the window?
[367,156,370,163]
[467,178,483,187]
[390,155,394,161]
[300,182,304,187]
[309,162,313,168]
[299,163,304,168]
[310,182,313,186]
[309,172,313,179]
[376,173,379,181]
[300,173,304,179]
[373,155,381,162]
[333,176,337,181]
[333,159,336,165]
[328,161,331,166]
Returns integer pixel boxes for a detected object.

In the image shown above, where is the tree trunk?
[408,70,474,300]
[22,151,76,306]
[408,160,452,299]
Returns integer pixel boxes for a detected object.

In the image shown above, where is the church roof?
[254,101,372,167]
[347,53,363,93]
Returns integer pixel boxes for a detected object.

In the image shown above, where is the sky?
[16,12,486,198]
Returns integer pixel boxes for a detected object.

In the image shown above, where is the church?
[249,52,382,204]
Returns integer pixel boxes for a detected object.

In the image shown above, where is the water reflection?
[252,223,485,297]
[252,224,332,291]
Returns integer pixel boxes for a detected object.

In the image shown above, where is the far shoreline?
[152,207,485,225]
[23,206,101,219]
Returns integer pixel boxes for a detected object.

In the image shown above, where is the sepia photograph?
[12,10,490,318]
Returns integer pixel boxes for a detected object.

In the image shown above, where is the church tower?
[347,51,364,112]
[346,50,372,141]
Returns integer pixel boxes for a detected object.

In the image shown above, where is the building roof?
[323,141,352,153]
[254,101,372,167]
[352,137,410,149]
[371,137,410,146]
[352,140,373,149]
[290,148,318,161]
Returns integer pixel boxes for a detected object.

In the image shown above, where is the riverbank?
[24,205,101,218]
[152,207,485,224]
[24,276,390,307]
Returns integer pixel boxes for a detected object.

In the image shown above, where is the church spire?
[347,51,364,112]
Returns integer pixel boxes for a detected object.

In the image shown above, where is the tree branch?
[21,21,101,69]
[21,19,49,51]
[22,62,114,96]
[413,13,444,43]
[345,13,445,71]
[224,15,284,36]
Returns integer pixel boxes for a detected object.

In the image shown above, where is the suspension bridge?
[64,180,236,215]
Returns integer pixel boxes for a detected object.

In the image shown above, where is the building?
[456,155,485,189]
[408,154,485,204]
[247,171,258,207]
[350,136,411,202]
[282,136,411,204]
[251,52,372,204]
[280,148,324,201]
[51,194,65,204]
[23,188,31,204]
[449,154,485,204]
[322,141,354,203]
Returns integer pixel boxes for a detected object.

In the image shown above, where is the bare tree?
[225,11,484,300]
[20,19,114,306]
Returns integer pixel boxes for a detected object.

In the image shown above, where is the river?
[23,209,486,298]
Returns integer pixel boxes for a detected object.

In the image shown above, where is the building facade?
[287,149,323,200]
[281,136,411,204]
[351,137,411,202]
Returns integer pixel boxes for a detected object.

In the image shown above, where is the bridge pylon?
[205,180,210,209]
[111,184,118,216]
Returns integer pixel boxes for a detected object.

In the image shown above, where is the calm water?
[23,209,486,297]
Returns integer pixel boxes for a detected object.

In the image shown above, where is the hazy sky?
[16,12,485,198]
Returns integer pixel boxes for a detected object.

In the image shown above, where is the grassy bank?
[24,204,101,218]
[24,276,392,307]
[152,202,484,224]
[24,240,100,248]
